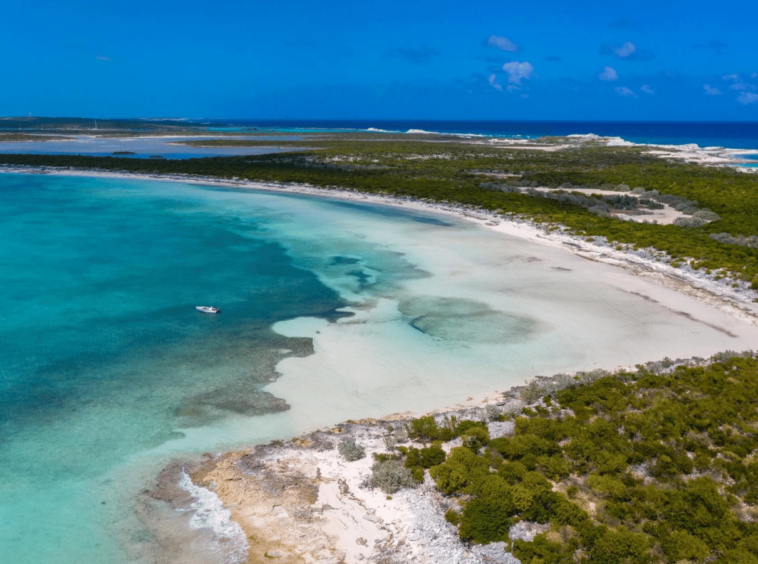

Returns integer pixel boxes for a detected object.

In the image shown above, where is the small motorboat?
[195,306,221,314]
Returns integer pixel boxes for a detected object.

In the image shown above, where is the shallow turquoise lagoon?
[1,173,756,564]
[0,176,307,561]
[0,174,428,563]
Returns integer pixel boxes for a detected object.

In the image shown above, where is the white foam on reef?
[178,471,249,564]
[405,128,489,138]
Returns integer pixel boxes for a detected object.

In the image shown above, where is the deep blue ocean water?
[205,120,758,151]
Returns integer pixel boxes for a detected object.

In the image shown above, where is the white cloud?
[488,73,503,92]
[613,41,636,57]
[730,82,756,91]
[722,74,757,92]
[507,85,521,92]
[640,84,655,95]
[95,55,112,61]
[502,61,534,84]
[488,35,518,52]
[599,66,619,81]
[615,86,638,97]
[738,92,758,105]
[600,41,653,61]
[704,84,722,95]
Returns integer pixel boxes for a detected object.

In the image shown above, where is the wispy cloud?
[487,35,518,52]
[502,61,534,84]
[723,74,757,92]
[488,74,503,92]
[599,66,619,81]
[95,55,112,61]
[738,92,758,105]
[640,85,655,95]
[615,86,638,97]
[386,46,440,64]
[600,42,655,61]
[703,84,722,96]
[615,41,636,57]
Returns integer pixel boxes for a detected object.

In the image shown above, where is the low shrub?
[405,445,447,469]
[338,438,365,461]
[485,404,502,421]
[369,460,420,493]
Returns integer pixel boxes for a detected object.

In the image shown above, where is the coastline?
[3,165,758,564]
[150,356,748,564]
[1,164,756,323]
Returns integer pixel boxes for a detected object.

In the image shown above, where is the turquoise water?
[0,174,403,563]
[2,173,476,564]
[734,153,758,168]
[2,172,757,564]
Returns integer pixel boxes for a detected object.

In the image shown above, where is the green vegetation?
[338,437,366,461]
[1,132,757,286]
[0,133,70,142]
[400,352,758,564]
[368,459,419,494]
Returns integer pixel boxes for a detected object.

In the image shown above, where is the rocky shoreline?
[146,356,723,564]
[149,403,531,564]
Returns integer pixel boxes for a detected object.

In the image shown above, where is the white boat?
[195,306,221,314]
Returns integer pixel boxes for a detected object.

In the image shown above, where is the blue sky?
[2,0,757,120]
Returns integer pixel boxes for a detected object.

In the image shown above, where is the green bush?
[369,460,419,493]
[429,447,490,495]
[513,534,576,564]
[405,445,446,469]
[659,530,710,562]
[458,498,514,543]
[462,426,490,454]
[410,466,425,482]
[445,508,461,525]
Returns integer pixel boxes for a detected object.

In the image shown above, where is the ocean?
[211,120,758,151]
[1,172,756,564]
